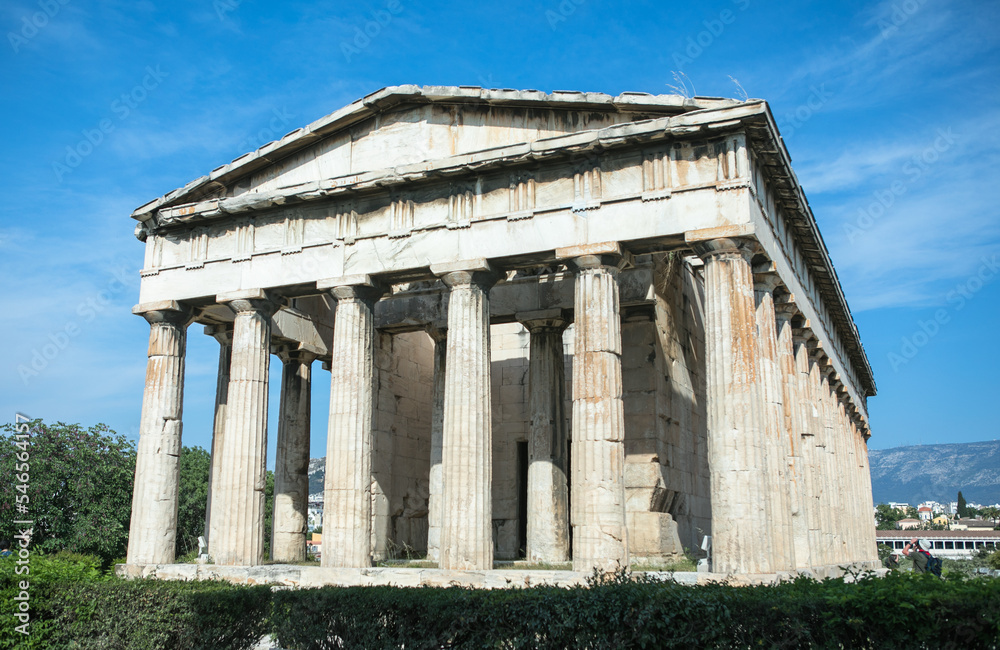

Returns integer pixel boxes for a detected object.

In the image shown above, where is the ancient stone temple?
[124,86,878,578]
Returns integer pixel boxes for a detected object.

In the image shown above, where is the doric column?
[319,276,385,568]
[858,424,879,563]
[694,238,773,575]
[127,301,193,565]
[821,368,846,565]
[271,347,316,563]
[808,353,836,566]
[753,272,794,571]
[212,290,279,566]
[204,324,232,551]
[793,330,824,567]
[519,309,571,564]
[432,260,499,571]
[558,243,629,573]
[426,324,447,564]
[775,305,811,570]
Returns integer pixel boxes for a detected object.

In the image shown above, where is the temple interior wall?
[372,330,435,559]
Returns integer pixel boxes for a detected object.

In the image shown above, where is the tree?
[176,446,211,557]
[875,503,905,530]
[958,491,968,518]
[981,506,1000,528]
[0,420,136,567]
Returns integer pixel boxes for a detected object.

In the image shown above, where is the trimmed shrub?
[271,571,1000,649]
[1,554,270,649]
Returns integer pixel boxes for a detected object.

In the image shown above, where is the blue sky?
[2,0,998,464]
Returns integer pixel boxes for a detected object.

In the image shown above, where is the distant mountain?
[308,457,325,498]
[869,440,1000,505]
[305,440,1000,507]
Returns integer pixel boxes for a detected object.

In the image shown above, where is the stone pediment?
[131,86,743,228]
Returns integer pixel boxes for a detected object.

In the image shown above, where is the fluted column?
[753,273,794,571]
[559,244,629,573]
[837,396,858,564]
[821,369,846,564]
[793,332,824,567]
[212,291,278,566]
[127,302,193,565]
[695,238,773,575]
[321,278,384,568]
[858,425,878,563]
[426,325,447,564]
[775,306,811,569]
[433,261,498,571]
[808,356,837,566]
[272,347,315,562]
[204,325,232,551]
[520,309,571,564]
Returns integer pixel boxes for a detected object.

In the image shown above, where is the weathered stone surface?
[204,325,231,550]
[323,282,384,568]
[567,251,629,573]
[272,349,314,563]
[127,304,193,565]
[437,265,498,570]
[521,311,570,564]
[210,295,278,566]
[696,238,774,575]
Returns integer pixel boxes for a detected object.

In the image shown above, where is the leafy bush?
[0,421,136,569]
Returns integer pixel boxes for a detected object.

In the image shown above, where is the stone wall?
[373,330,434,559]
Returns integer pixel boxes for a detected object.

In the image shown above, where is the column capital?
[133,300,194,326]
[753,272,783,294]
[204,323,233,345]
[217,289,281,318]
[774,302,800,323]
[431,259,501,291]
[317,274,387,305]
[425,320,448,342]
[275,344,320,365]
[517,308,570,333]
[691,237,758,263]
[556,241,632,273]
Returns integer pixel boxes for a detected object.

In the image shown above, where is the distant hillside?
[308,457,324,497]
[869,440,1000,505]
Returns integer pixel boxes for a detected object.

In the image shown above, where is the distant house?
[917,506,932,522]
[952,519,994,531]
[897,518,920,530]
[932,515,950,527]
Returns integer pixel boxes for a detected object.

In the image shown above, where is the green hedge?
[270,571,1000,649]
[3,556,999,649]
[1,554,270,649]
